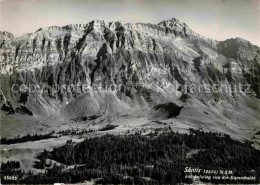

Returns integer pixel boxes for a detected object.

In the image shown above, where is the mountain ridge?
[1,18,259,76]
[1,17,259,49]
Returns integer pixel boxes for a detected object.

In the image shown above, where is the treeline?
[1,128,97,145]
[98,124,119,131]
[1,130,260,184]
[0,132,58,145]
[1,161,20,169]
[57,128,96,136]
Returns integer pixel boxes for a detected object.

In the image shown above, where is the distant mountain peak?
[158,17,188,27]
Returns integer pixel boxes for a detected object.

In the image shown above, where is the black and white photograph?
[0,0,260,184]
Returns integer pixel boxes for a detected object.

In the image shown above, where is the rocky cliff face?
[0,18,260,139]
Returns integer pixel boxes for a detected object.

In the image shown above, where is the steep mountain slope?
[0,18,259,142]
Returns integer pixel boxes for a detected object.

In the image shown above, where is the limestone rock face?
[0,18,259,121]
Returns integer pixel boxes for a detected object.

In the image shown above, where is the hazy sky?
[0,0,259,46]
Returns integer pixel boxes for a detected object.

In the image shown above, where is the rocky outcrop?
[150,102,184,119]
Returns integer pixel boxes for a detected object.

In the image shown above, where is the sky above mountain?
[0,0,259,46]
